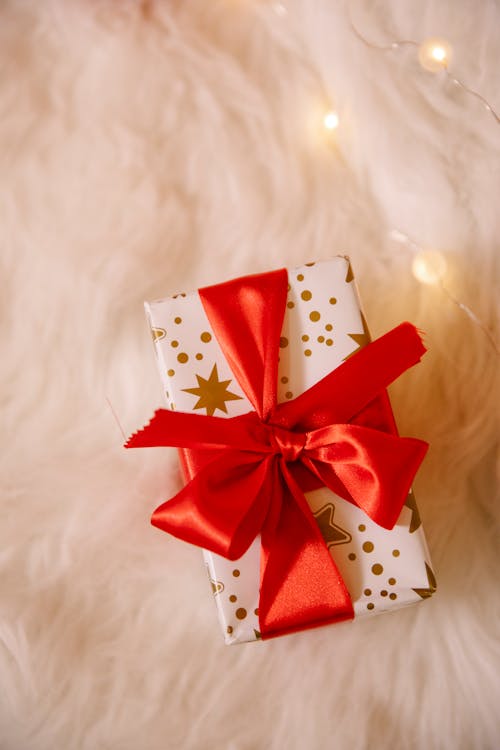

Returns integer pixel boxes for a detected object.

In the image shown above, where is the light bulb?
[323,111,339,130]
[412,250,447,285]
[431,46,446,62]
[418,38,452,72]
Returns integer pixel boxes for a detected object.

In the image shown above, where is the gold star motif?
[405,489,422,533]
[182,364,242,416]
[344,312,371,359]
[151,327,166,342]
[412,562,437,599]
[209,578,224,596]
[345,260,355,283]
[313,503,352,548]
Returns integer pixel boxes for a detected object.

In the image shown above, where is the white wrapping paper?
[145,257,436,644]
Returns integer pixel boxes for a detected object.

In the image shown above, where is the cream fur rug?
[1,1,499,749]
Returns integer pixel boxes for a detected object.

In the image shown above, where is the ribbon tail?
[258,462,354,639]
[125,408,269,453]
[272,322,426,431]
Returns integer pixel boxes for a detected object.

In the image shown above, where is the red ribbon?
[126,268,428,639]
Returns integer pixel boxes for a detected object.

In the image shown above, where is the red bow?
[126,268,428,639]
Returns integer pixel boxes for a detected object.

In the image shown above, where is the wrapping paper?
[145,257,436,644]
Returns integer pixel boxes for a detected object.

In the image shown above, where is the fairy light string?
[346,6,499,124]
[266,2,498,353]
[345,7,499,351]
[390,231,499,355]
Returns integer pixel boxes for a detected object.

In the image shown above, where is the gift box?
[131,256,436,644]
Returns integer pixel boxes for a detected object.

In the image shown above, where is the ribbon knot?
[269,424,306,462]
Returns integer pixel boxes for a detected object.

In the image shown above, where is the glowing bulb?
[431,45,446,62]
[323,111,339,130]
[412,250,447,285]
[418,38,452,72]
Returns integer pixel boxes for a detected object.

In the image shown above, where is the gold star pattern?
[209,578,224,595]
[313,503,352,548]
[151,327,166,342]
[344,312,371,359]
[405,490,422,533]
[412,563,437,599]
[182,364,242,416]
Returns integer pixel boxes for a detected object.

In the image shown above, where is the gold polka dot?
[171,340,179,348]
[279,336,288,348]
[304,349,312,357]
[358,524,366,531]
[301,334,309,342]
[195,353,203,360]
[301,290,312,301]
[305,262,315,267]
[297,274,304,281]
[372,563,383,575]
[381,590,388,597]
[167,369,175,377]
[326,339,333,346]
[181,293,186,298]
[364,588,372,596]
[170,403,175,411]
[392,549,400,557]
[287,283,291,291]
[200,332,212,343]
[254,608,259,616]
[317,335,325,343]
[174,317,182,324]
[166,391,169,399]
[287,301,295,309]
[229,595,237,603]
[367,602,375,610]
[232,569,240,577]
[309,311,320,322]
[285,391,293,399]
[329,297,337,305]
[281,376,289,384]
[348,553,356,561]
[389,593,397,600]
[362,541,374,553]
[227,626,233,634]
[388,577,396,585]
[177,352,188,363]
[235,608,247,620]
[325,324,333,331]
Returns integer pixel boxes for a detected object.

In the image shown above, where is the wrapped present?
[127,257,436,644]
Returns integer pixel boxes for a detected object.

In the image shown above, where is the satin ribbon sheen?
[126,268,428,639]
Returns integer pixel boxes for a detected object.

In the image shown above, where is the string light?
[323,110,340,130]
[411,250,447,285]
[418,38,452,72]
[347,8,499,123]
[266,3,498,352]
[391,231,499,354]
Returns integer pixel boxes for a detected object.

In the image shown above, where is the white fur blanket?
[1,1,498,749]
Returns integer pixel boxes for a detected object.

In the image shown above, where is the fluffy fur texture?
[1,1,499,748]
